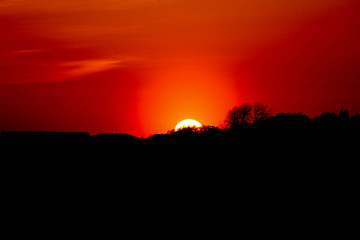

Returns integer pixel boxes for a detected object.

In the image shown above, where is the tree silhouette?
[225,103,253,129]
[338,109,350,121]
[271,112,311,122]
[253,103,272,122]
[351,112,360,121]
[314,112,338,121]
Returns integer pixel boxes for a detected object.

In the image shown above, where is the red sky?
[1,0,360,137]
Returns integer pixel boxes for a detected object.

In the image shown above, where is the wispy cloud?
[61,59,121,77]
[0,0,158,12]
[0,0,22,8]
[59,56,141,78]
[0,54,141,84]
[11,49,45,55]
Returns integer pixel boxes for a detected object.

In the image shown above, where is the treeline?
[224,103,360,128]
[167,103,360,135]
[148,103,359,160]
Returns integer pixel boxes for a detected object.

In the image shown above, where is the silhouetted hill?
[1,110,359,162]
[2,116,358,233]
[2,112,359,158]
[92,132,140,144]
[1,131,90,139]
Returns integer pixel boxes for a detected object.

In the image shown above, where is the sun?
[175,119,202,131]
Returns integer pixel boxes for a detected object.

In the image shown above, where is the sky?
[1,0,360,137]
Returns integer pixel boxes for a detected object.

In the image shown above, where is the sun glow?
[175,119,202,131]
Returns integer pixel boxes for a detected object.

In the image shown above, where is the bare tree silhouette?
[225,103,253,129]
[253,103,272,122]
[339,109,350,121]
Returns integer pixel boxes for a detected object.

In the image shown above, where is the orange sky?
[1,0,360,137]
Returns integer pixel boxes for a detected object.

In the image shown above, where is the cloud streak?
[60,59,123,78]
[0,0,158,13]
[0,53,140,84]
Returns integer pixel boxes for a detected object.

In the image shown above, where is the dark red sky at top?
[1,0,360,137]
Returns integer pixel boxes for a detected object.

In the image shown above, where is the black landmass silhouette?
[1,110,359,160]
[1,111,358,234]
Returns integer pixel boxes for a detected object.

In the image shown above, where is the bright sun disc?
[175,119,202,131]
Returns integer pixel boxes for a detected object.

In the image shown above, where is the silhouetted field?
[2,110,359,162]
[2,112,358,233]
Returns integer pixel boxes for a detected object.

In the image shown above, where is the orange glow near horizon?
[138,60,237,136]
[1,1,360,137]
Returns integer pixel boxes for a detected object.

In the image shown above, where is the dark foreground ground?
[1,121,358,236]
[1,120,358,178]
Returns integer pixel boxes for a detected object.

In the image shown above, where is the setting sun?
[175,119,202,131]
[1,0,360,138]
